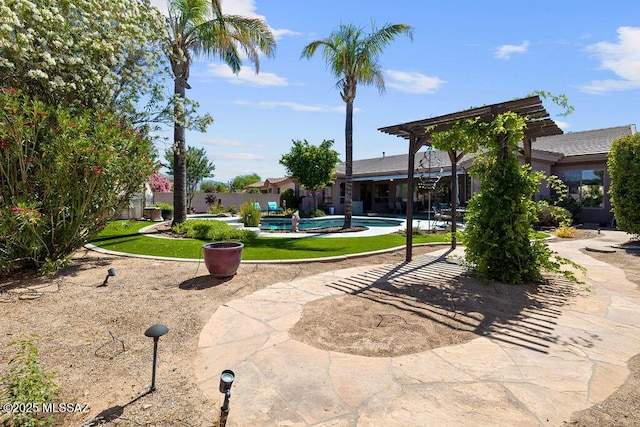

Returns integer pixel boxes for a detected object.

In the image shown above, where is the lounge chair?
[254,202,265,212]
[267,201,282,214]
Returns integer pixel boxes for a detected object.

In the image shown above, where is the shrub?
[172,220,256,241]
[205,194,217,209]
[279,188,297,210]
[228,205,238,215]
[301,209,325,218]
[1,337,59,427]
[555,196,581,225]
[154,202,173,221]
[535,201,572,227]
[239,201,262,227]
[556,226,576,238]
[608,133,640,234]
[0,89,155,273]
[461,112,583,284]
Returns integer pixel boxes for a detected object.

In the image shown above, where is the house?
[325,125,636,226]
[244,177,296,195]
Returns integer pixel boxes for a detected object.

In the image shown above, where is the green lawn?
[90,220,550,260]
[90,220,452,260]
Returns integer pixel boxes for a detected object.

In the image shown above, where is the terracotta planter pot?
[202,242,244,278]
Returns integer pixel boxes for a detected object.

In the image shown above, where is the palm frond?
[167,0,276,76]
[301,22,411,96]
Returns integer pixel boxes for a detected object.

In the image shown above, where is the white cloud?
[205,63,288,86]
[271,28,303,40]
[581,26,640,94]
[494,41,530,60]
[554,120,570,130]
[221,0,261,18]
[150,0,168,16]
[200,137,244,147]
[234,100,354,113]
[385,70,445,94]
[216,152,263,161]
[220,0,299,40]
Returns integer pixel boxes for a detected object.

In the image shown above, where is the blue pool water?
[260,216,402,231]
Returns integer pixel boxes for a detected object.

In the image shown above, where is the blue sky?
[151,0,640,184]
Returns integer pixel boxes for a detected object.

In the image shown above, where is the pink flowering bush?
[0,89,156,273]
[149,171,172,192]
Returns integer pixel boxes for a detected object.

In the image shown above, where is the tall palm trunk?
[343,100,354,229]
[172,76,187,225]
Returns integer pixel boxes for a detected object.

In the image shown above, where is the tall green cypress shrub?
[608,133,640,235]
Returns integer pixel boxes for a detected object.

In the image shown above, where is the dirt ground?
[0,232,639,426]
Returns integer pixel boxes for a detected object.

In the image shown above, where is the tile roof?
[533,125,636,156]
[336,150,456,176]
[336,125,636,178]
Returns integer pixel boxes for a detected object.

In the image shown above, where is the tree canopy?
[280,139,340,209]
[164,146,215,211]
[232,173,261,191]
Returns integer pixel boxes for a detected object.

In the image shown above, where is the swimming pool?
[260,216,403,231]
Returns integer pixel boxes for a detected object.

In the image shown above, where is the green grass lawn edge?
[90,220,550,261]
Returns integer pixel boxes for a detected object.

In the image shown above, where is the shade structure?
[378,95,563,261]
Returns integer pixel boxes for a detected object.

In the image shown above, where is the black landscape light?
[99,267,116,287]
[144,324,169,393]
[218,369,235,427]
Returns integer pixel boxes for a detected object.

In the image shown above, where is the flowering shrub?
[0,89,155,273]
[0,0,166,114]
[149,171,172,192]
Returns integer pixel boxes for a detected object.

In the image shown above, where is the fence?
[152,192,287,214]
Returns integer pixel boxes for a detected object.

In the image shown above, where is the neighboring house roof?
[335,125,637,180]
[532,125,636,157]
[265,177,293,185]
[243,177,294,191]
[245,181,264,189]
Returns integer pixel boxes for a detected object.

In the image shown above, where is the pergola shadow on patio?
[378,95,562,261]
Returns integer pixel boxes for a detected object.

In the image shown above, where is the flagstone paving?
[195,231,640,426]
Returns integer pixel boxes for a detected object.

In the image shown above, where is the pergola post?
[405,132,423,262]
[448,150,458,249]
[523,135,533,164]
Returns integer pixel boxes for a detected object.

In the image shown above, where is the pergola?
[378,95,563,261]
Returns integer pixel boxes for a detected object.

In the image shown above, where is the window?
[373,183,389,203]
[339,183,345,204]
[323,184,333,204]
[395,183,408,201]
[561,170,604,208]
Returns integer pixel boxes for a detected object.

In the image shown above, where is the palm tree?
[166,0,276,224]
[301,22,413,228]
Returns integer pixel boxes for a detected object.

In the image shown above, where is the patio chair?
[254,202,265,212]
[431,204,448,227]
[267,201,282,214]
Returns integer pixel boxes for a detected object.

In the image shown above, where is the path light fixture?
[98,268,116,287]
[144,324,169,393]
[218,369,235,427]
